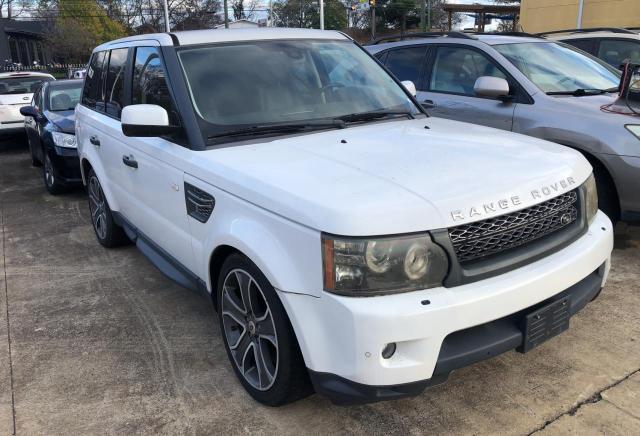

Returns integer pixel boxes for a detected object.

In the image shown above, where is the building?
[0,19,51,66]
[520,0,640,34]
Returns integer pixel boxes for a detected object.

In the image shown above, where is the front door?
[418,45,516,131]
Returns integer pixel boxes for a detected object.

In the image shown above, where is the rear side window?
[104,48,129,118]
[563,38,596,55]
[82,51,106,110]
[384,47,427,89]
[132,47,180,125]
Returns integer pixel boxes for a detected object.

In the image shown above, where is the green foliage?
[50,0,127,63]
[273,0,346,30]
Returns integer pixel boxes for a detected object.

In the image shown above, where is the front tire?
[43,153,65,195]
[217,253,312,406]
[87,169,129,247]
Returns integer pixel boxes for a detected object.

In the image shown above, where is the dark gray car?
[366,34,640,224]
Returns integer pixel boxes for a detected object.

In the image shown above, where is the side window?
[104,48,129,118]
[597,39,640,68]
[81,51,106,110]
[563,38,596,55]
[132,46,180,125]
[429,46,507,97]
[33,85,43,109]
[384,47,427,88]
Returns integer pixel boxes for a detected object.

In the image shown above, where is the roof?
[548,31,640,41]
[366,34,549,52]
[95,28,348,52]
[0,71,54,79]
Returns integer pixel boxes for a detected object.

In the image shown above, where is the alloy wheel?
[221,268,279,391]
[88,175,107,240]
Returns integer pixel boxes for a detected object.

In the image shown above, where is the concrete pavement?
[1,144,639,435]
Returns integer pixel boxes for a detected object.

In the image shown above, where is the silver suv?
[366,33,639,224]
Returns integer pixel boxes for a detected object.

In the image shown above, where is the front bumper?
[279,211,613,404]
[46,145,81,185]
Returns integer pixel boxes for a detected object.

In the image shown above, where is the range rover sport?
[76,29,614,406]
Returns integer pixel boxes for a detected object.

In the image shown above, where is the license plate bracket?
[519,296,571,353]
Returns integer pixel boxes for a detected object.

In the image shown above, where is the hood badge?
[450,177,576,222]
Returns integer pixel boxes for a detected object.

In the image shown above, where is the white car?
[0,71,54,135]
[76,29,614,406]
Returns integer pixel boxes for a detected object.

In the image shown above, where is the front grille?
[449,190,579,263]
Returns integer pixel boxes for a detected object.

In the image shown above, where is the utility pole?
[427,0,431,30]
[7,0,11,19]
[370,0,376,40]
[420,0,426,32]
[320,0,324,29]
[269,0,273,26]
[576,0,584,29]
[163,0,170,32]
[224,0,230,28]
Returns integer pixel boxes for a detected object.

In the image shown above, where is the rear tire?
[87,169,129,247]
[217,253,312,406]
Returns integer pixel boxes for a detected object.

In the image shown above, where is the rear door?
[418,44,517,131]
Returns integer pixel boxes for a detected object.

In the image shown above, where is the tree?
[272,0,346,30]
[48,0,127,63]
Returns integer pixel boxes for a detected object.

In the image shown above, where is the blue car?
[21,79,83,194]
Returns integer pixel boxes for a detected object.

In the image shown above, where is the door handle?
[90,135,100,146]
[122,154,138,169]
[422,99,437,109]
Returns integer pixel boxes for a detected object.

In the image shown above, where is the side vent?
[185,182,215,223]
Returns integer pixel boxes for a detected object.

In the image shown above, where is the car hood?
[192,117,591,236]
[46,110,75,134]
[0,93,32,106]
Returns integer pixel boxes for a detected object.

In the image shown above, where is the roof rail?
[468,31,544,39]
[537,27,637,36]
[365,31,476,45]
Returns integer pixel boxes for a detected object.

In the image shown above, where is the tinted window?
[430,46,506,96]
[597,39,640,68]
[564,38,596,54]
[132,47,179,125]
[384,47,426,88]
[104,48,129,118]
[82,51,106,110]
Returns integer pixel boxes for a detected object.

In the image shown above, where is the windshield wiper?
[546,88,615,96]
[335,110,415,123]
[207,120,345,141]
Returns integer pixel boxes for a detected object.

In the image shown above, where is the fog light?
[382,343,396,359]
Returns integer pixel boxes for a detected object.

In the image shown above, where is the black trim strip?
[112,211,209,297]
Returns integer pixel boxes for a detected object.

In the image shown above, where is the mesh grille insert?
[449,190,579,263]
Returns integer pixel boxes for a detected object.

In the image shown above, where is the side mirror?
[474,76,511,100]
[121,104,179,137]
[401,80,417,97]
[20,106,38,117]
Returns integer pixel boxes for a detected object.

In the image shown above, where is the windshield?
[493,42,620,93]
[177,39,420,139]
[0,76,52,95]
[48,83,82,111]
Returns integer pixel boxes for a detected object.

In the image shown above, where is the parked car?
[20,79,83,194]
[0,71,54,137]
[76,29,613,406]
[540,28,640,68]
[366,32,639,224]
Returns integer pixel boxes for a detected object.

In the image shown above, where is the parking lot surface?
[1,143,639,435]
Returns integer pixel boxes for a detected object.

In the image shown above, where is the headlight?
[51,131,76,148]
[322,233,449,296]
[625,125,640,140]
[584,172,598,225]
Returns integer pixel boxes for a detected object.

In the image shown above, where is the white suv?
[76,29,614,406]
